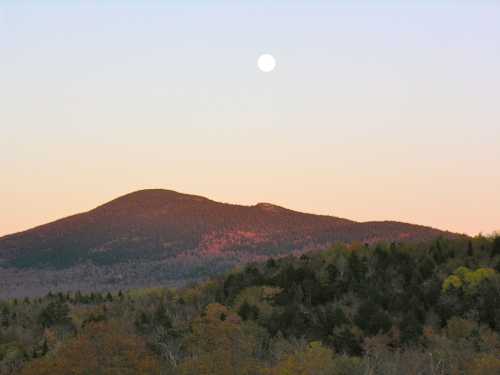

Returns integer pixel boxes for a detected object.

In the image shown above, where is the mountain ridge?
[2,188,452,239]
[0,189,461,297]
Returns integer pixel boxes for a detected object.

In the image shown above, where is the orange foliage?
[20,322,160,375]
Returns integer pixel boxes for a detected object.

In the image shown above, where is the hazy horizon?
[1,1,499,237]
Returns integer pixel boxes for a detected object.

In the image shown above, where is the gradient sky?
[1,1,499,237]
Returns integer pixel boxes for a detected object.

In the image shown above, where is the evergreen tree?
[41,339,49,356]
[75,291,83,304]
[38,300,71,328]
[492,236,500,258]
[238,301,260,321]
[1,306,9,328]
[266,258,277,269]
[467,240,474,257]
[400,312,423,345]
[106,292,113,302]
[326,263,339,282]
[355,301,392,336]
[154,303,172,329]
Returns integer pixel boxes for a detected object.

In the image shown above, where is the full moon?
[257,54,276,73]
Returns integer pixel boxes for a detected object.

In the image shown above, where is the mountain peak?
[95,189,211,211]
[254,202,285,212]
[0,189,460,297]
[109,188,208,201]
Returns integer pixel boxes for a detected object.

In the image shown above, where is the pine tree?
[75,291,83,304]
[38,300,71,328]
[154,303,172,329]
[1,306,9,328]
[467,240,474,257]
[491,236,500,258]
[266,258,277,268]
[41,338,49,356]
[400,312,423,345]
[238,301,260,321]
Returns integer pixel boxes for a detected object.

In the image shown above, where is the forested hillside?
[1,235,500,374]
[0,189,457,298]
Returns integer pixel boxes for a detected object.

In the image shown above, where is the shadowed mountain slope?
[0,189,460,297]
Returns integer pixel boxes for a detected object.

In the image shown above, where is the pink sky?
[1,3,499,237]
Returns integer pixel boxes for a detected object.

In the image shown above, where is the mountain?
[0,189,459,297]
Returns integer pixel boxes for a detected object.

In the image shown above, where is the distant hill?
[0,189,460,297]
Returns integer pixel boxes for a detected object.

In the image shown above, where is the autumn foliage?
[1,235,500,375]
[20,322,160,375]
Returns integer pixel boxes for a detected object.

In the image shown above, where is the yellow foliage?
[442,267,497,293]
[127,286,166,299]
[465,268,496,289]
[179,303,258,375]
[443,275,463,291]
[264,341,336,375]
[454,266,470,280]
[331,355,363,375]
[466,354,500,375]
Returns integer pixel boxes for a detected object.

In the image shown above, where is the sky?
[1,1,499,237]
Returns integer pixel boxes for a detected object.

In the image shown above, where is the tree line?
[1,235,500,374]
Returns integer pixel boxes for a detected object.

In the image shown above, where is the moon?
[257,54,276,73]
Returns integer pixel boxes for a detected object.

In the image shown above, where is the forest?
[1,235,500,374]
